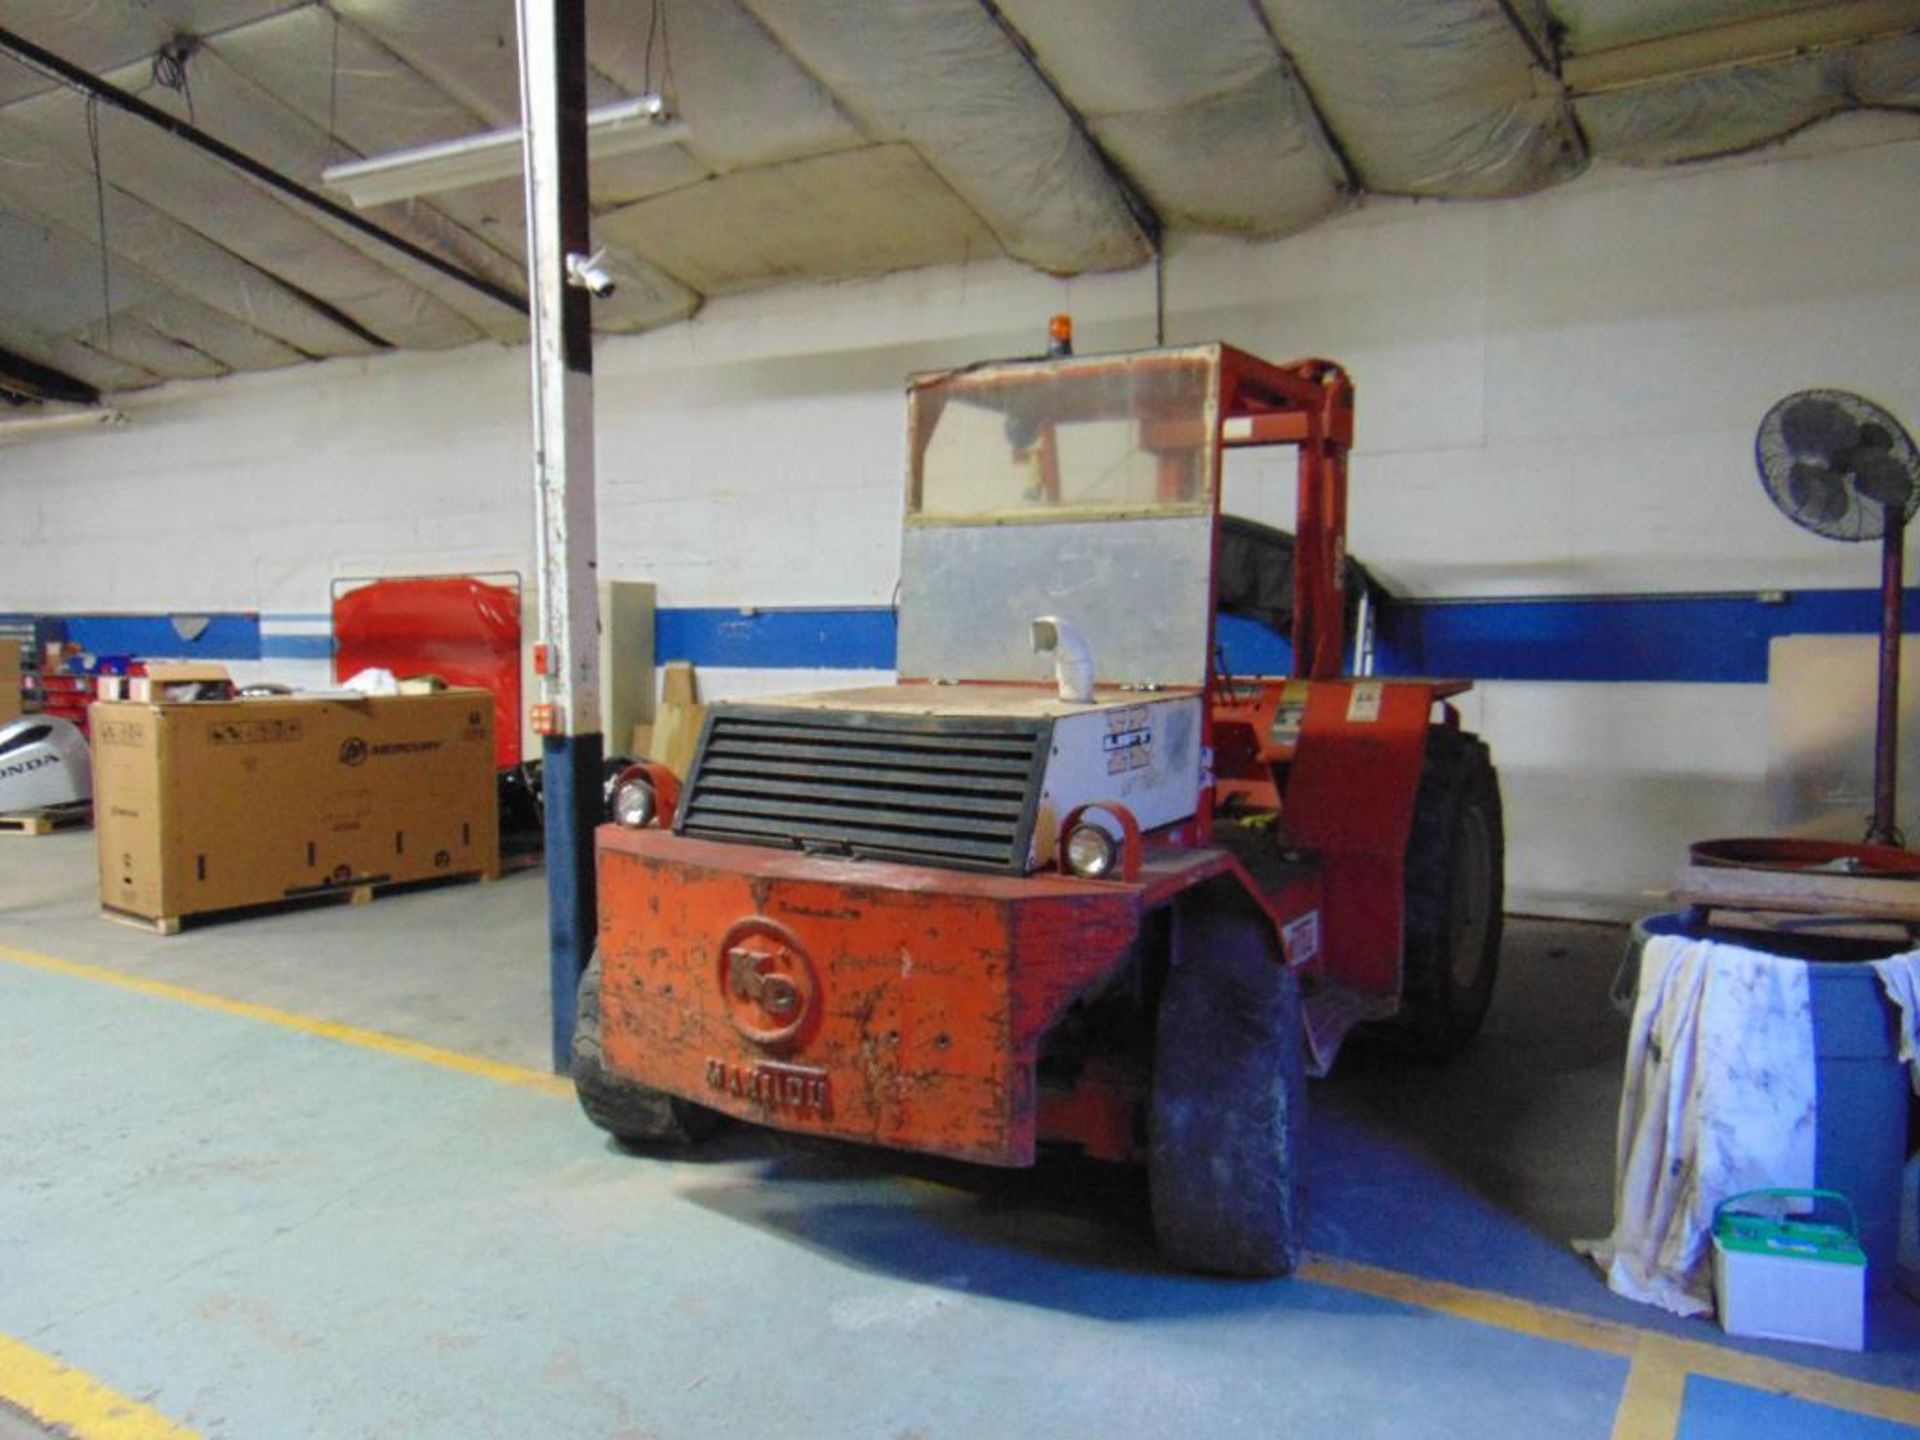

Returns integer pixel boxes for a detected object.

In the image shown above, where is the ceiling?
[0,0,1914,403]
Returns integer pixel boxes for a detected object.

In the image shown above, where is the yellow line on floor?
[0,1334,201,1440]
[1609,1337,1688,1440]
[5,939,1918,1432]
[1299,1255,1638,1356]
[0,941,572,1100]
[1305,1257,1920,1429]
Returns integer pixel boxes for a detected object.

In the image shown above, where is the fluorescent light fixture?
[0,408,128,444]
[321,96,688,209]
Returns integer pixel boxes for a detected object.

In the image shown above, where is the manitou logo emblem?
[704,1058,831,1117]
[338,737,369,766]
[716,916,817,1051]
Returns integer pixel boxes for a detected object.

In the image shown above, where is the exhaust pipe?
[1031,616,1096,704]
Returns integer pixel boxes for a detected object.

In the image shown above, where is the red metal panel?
[1276,680,1437,996]
[595,828,1141,1166]
[333,577,522,767]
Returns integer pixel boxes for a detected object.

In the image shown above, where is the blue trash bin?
[1630,913,1912,1287]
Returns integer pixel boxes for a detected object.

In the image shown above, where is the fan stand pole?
[1869,507,1906,847]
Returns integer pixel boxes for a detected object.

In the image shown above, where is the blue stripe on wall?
[655,607,898,670]
[24,587,1920,684]
[260,634,334,660]
[63,613,261,660]
[649,590,1920,685]
[1376,589,1920,684]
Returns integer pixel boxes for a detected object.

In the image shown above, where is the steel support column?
[516,0,604,1072]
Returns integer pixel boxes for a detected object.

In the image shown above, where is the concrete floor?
[0,830,1916,1438]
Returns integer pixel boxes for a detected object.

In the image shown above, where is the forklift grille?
[676,707,1052,873]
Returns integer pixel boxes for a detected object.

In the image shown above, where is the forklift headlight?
[611,774,658,829]
[1063,822,1117,879]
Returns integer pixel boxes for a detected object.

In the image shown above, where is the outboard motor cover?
[0,715,93,811]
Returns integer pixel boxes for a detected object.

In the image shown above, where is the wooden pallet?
[100,868,496,937]
[0,805,92,836]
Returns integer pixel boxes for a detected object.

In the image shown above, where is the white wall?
[5,113,1919,919]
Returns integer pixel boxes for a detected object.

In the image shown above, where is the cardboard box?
[648,661,706,779]
[0,640,19,726]
[93,689,499,925]
[129,662,233,703]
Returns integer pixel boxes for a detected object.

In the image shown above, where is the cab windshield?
[908,352,1217,522]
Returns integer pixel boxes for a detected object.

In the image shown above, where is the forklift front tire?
[572,952,723,1146]
[1149,885,1307,1277]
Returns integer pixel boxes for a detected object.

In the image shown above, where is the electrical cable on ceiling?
[643,0,660,92]
[659,0,678,109]
[1154,247,1165,346]
[84,93,112,344]
[151,38,195,126]
[643,0,677,109]
[324,6,342,164]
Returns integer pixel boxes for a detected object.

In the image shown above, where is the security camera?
[565,247,617,299]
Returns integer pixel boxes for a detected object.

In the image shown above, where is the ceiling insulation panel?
[209,4,696,327]
[1000,0,1282,112]
[98,42,527,341]
[0,0,296,106]
[1094,71,1348,235]
[0,121,375,360]
[595,143,1001,295]
[1550,0,1814,53]
[1576,53,1843,162]
[0,203,297,377]
[585,0,866,172]
[0,0,1914,399]
[330,0,631,129]
[1258,0,1583,196]
[5,326,159,392]
[66,311,229,381]
[1574,33,1920,164]
[741,0,1152,272]
[124,292,305,372]
[997,0,1346,235]
[1851,32,1920,103]
[2,84,484,349]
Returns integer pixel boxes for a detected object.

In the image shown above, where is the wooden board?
[1673,862,1920,922]
[0,805,92,836]
[98,871,488,937]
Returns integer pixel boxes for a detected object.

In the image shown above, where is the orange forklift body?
[586,342,1499,1228]
[597,826,1325,1165]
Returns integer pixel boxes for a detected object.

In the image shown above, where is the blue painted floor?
[0,842,1915,1439]
[1680,1378,1920,1440]
[0,959,1641,1439]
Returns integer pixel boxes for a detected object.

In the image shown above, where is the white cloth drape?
[1584,936,1818,1316]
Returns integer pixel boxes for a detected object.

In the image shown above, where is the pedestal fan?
[1756,390,1920,846]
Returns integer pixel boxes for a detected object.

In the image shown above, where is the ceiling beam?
[1242,0,1362,195]
[1563,0,1920,95]
[0,25,528,318]
[1489,0,1591,166]
[0,343,101,405]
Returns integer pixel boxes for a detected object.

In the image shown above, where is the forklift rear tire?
[572,952,722,1146]
[1149,886,1307,1277]
[1392,726,1505,1056]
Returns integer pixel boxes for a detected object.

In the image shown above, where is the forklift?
[578,336,1503,1275]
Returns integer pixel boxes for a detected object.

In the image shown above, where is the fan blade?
[1854,452,1915,511]
[1780,396,1860,460]
[1857,421,1895,452]
[1786,461,1852,526]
